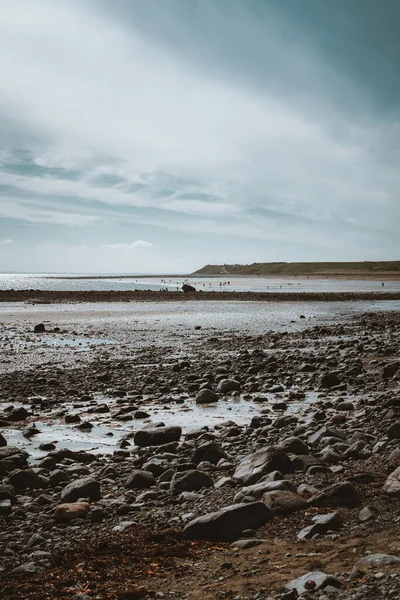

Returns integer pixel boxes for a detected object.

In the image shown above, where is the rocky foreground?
[1,310,400,599]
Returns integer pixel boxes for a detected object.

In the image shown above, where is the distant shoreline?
[1,289,400,303]
[43,273,400,281]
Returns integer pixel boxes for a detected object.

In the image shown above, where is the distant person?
[382,282,384,287]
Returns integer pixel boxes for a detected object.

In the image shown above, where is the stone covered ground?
[1,307,400,599]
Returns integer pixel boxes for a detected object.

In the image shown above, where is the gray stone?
[297,512,343,539]
[356,554,400,568]
[383,466,400,497]
[170,470,213,495]
[285,571,341,594]
[217,379,240,394]
[134,426,182,447]
[195,389,218,404]
[60,477,101,503]
[183,501,271,542]
[234,447,293,485]
[125,470,155,490]
[309,481,361,508]
[8,469,48,491]
[262,490,307,515]
[193,441,227,465]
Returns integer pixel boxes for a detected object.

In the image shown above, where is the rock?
[217,379,240,394]
[7,407,28,421]
[262,490,307,515]
[279,437,309,455]
[387,422,400,440]
[170,470,213,495]
[54,502,90,523]
[34,323,45,333]
[182,283,196,293]
[193,441,227,465]
[234,447,293,485]
[11,562,42,576]
[235,479,296,502]
[359,506,378,522]
[134,426,182,447]
[8,469,48,491]
[285,571,341,594]
[65,413,81,424]
[125,470,155,490]
[309,481,362,508]
[0,433,6,447]
[112,520,137,532]
[383,466,400,497]
[382,362,399,379]
[50,469,70,487]
[356,554,400,568]
[183,502,271,542]
[297,512,343,539]
[195,389,218,404]
[0,498,12,516]
[231,539,265,549]
[319,372,341,389]
[60,477,101,503]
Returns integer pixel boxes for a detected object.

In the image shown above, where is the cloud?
[102,240,153,249]
[0,0,399,271]
[0,238,14,244]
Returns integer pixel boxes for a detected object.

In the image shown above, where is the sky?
[0,0,399,273]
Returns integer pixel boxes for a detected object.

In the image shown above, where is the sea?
[1,273,400,293]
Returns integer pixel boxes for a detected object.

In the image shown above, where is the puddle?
[2,392,325,459]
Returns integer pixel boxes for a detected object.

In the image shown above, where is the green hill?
[193,261,400,277]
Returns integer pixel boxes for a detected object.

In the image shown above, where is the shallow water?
[1,272,400,293]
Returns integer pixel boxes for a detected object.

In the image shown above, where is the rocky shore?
[1,308,400,599]
[2,289,400,303]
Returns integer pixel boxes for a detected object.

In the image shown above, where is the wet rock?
[183,501,271,542]
[309,481,362,508]
[34,323,45,333]
[134,426,182,447]
[234,447,293,485]
[262,490,307,515]
[65,413,81,424]
[383,465,400,496]
[195,389,218,404]
[0,433,6,447]
[7,407,29,421]
[382,362,400,379]
[193,441,228,466]
[60,477,101,503]
[387,422,400,440]
[170,470,213,495]
[319,372,341,389]
[125,470,155,490]
[54,501,90,523]
[50,469,71,487]
[217,379,240,394]
[285,571,341,594]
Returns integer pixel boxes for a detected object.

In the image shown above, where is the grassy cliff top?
[193,261,400,277]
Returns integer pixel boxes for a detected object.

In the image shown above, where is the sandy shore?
[2,289,400,303]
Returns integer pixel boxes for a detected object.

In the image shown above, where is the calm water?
[1,273,400,293]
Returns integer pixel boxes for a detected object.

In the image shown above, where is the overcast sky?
[1,0,399,273]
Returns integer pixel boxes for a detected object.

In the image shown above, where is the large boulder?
[195,389,218,404]
[134,426,181,447]
[319,372,341,389]
[8,469,48,491]
[183,502,271,542]
[234,447,293,485]
[170,470,213,496]
[217,379,240,394]
[383,466,400,497]
[125,470,155,490]
[193,441,228,466]
[0,433,7,447]
[262,490,307,515]
[309,481,361,508]
[54,502,90,523]
[279,437,309,455]
[60,477,101,503]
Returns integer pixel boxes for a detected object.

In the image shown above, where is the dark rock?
[279,437,309,455]
[134,426,182,447]
[34,323,45,333]
[170,470,213,495]
[7,407,28,421]
[125,470,155,490]
[0,433,6,447]
[319,372,341,389]
[8,469,48,491]
[60,477,101,503]
[387,422,400,440]
[309,481,361,508]
[193,441,228,466]
[217,379,240,394]
[183,502,271,542]
[234,447,293,485]
[262,490,307,515]
[195,389,218,404]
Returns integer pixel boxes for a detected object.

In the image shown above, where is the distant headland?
[193,261,400,279]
